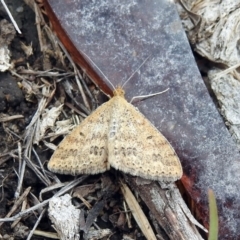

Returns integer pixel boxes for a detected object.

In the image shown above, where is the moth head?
[113,86,125,97]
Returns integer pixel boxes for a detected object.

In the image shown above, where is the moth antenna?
[130,88,169,104]
[80,51,115,91]
[122,55,151,88]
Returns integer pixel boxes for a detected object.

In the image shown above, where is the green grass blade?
[208,189,218,240]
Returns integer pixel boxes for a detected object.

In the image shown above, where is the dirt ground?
[0,0,45,238]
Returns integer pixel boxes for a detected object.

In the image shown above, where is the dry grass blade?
[1,0,21,33]
[11,198,27,228]
[39,182,67,202]
[0,150,18,166]
[27,209,46,240]
[0,176,88,223]
[120,181,157,240]
[24,156,51,186]
[0,186,31,228]
[33,230,59,239]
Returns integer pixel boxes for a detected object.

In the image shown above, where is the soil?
[0,1,40,238]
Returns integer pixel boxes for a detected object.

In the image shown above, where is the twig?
[0,115,24,122]
[34,1,44,52]
[14,142,23,198]
[123,200,132,228]
[75,68,94,109]
[0,150,18,166]
[19,69,73,78]
[15,158,26,199]
[10,69,28,80]
[4,127,22,140]
[17,142,22,182]
[64,102,88,118]
[62,80,91,115]
[0,174,10,204]
[126,176,206,239]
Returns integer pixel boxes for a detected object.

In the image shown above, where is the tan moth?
[48,56,183,181]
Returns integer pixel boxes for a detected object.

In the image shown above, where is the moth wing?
[108,97,182,181]
[48,99,113,175]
